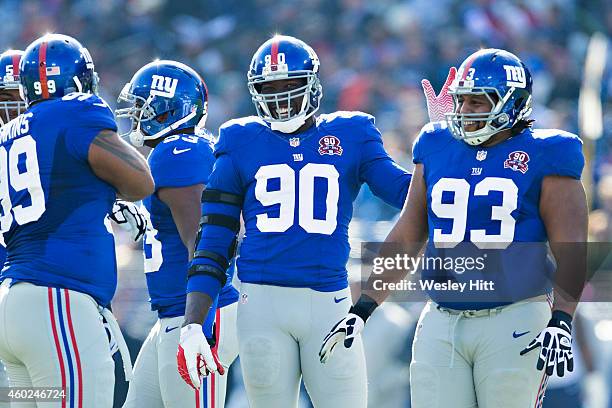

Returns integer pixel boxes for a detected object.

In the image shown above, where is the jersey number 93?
[431,177,518,249]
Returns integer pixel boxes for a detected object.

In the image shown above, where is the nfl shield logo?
[476,150,487,161]
[289,138,300,147]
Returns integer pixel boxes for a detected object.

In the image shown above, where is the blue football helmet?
[247,35,322,133]
[19,34,98,105]
[0,49,26,124]
[446,48,533,145]
[116,60,208,147]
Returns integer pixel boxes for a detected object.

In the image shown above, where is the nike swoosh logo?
[334,296,347,303]
[513,330,530,338]
[165,326,180,333]
[173,147,191,154]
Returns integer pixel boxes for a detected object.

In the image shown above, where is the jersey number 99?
[0,136,46,236]
[33,80,56,95]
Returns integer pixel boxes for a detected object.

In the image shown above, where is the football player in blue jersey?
[177,35,411,408]
[0,33,154,407]
[321,49,588,408]
[117,60,239,408]
[0,49,26,127]
[0,48,25,407]
[0,49,26,259]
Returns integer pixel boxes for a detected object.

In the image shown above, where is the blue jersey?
[413,122,584,310]
[143,133,238,318]
[0,93,118,306]
[189,112,410,296]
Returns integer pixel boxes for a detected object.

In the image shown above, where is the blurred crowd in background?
[0,0,611,406]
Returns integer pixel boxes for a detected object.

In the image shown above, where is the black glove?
[520,310,573,377]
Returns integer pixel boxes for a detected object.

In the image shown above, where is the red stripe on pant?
[210,373,215,407]
[63,289,83,408]
[211,308,221,407]
[534,373,548,408]
[201,308,222,408]
[48,288,67,408]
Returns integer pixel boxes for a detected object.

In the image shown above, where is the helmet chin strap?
[73,76,83,92]
[463,125,496,146]
[462,87,517,146]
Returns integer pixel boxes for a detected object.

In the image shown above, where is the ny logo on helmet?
[503,65,526,88]
[150,75,178,98]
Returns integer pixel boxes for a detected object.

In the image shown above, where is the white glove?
[520,311,573,377]
[109,200,147,242]
[319,312,365,364]
[421,67,457,122]
[177,323,224,389]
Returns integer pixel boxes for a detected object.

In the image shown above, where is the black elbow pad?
[187,264,227,286]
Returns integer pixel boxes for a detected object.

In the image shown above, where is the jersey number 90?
[0,136,46,237]
[254,163,339,235]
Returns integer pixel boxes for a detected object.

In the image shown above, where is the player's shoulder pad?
[317,111,375,131]
[195,127,218,144]
[215,116,267,156]
[49,92,115,129]
[530,128,584,177]
[59,92,113,111]
[531,128,582,147]
[152,133,213,163]
[412,121,455,162]
[317,111,380,146]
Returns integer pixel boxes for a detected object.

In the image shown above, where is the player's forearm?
[158,184,205,260]
[351,228,425,325]
[89,130,154,201]
[179,225,199,261]
[183,291,214,326]
[550,241,587,317]
[367,161,412,210]
[362,232,426,305]
[362,164,428,305]
[540,177,588,317]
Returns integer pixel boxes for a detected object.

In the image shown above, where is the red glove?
[421,67,457,122]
